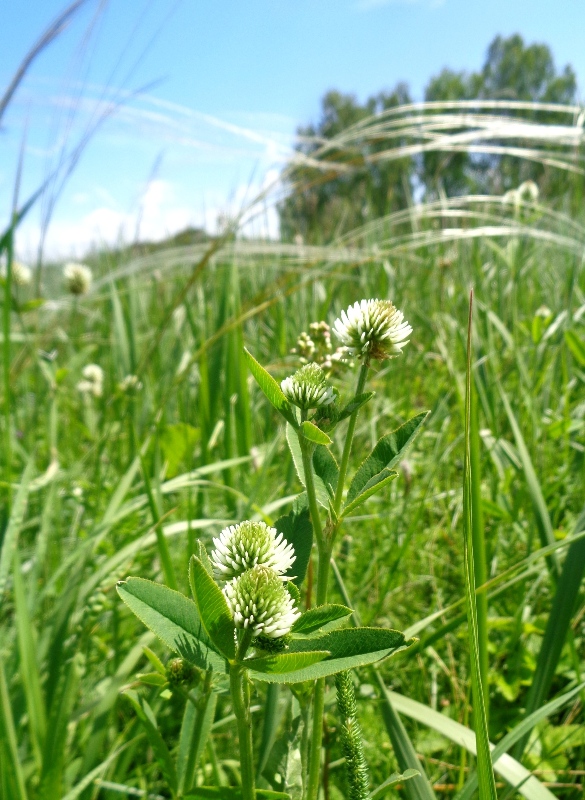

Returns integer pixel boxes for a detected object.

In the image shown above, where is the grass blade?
[498,384,559,576]
[0,457,34,593]
[462,291,497,800]
[457,680,585,800]
[386,689,557,800]
[0,651,29,800]
[512,506,585,759]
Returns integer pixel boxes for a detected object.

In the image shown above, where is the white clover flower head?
[333,299,412,361]
[64,262,92,295]
[77,363,104,397]
[119,374,143,394]
[281,363,335,410]
[223,565,300,638]
[211,520,295,581]
[1,261,32,287]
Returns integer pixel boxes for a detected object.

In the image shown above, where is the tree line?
[279,34,580,244]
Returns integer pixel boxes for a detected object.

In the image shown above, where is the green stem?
[230,665,255,800]
[333,361,369,515]
[300,438,324,546]
[3,227,13,506]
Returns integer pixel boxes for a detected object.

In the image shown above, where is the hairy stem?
[230,665,255,800]
[333,361,369,515]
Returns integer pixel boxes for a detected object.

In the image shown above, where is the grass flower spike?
[77,364,104,397]
[64,262,92,295]
[223,565,300,637]
[211,520,295,581]
[333,299,412,361]
[281,363,335,410]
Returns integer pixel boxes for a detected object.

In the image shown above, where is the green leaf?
[274,505,313,587]
[185,789,290,799]
[250,627,409,683]
[291,604,352,635]
[286,581,301,606]
[178,690,217,795]
[160,422,200,478]
[244,348,297,427]
[285,424,330,508]
[371,769,421,799]
[195,540,214,576]
[117,578,226,672]
[338,391,375,422]
[342,469,398,516]
[189,556,236,660]
[565,329,585,366]
[312,445,339,498]
[300,420,332,445]
[245,650,330,675]
[123,690,177,792]
[346,412,429,506]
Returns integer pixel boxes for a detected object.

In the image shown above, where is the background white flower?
[1,261,32,287]
[64,262,92,295]
[77,363,104,397]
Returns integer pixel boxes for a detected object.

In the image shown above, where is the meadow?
[1,82,585,800]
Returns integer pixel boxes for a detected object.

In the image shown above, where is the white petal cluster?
[333,299,412,361]
[223,565,300,638]
[281,363,335,410]
[1,261,32,287]
[77,363,104,397]
[211,520,295,581]
[64,262,92,295]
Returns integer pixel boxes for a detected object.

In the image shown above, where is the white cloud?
[15,175,281,260]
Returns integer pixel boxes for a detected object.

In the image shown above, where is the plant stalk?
[333,361,369,515]
[230,665,256,800]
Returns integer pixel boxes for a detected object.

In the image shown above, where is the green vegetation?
[1,25,585,800]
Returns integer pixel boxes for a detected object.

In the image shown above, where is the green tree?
[279,86,413,244]
[279,34,579,241]
[422,35,578,198]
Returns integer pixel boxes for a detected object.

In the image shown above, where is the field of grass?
[2,93,585,800]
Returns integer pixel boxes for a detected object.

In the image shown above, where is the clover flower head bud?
[223,565,300,638]
[77,363,104,397]
[291,331,316,363]
[1,261,32,287]
[166,657,199,688]
[281,363,335,410]
[64,262,92,295]
[333,299,412,361]
[211,520,295,581]
[119,374,143,394]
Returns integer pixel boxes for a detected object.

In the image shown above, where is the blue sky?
[2,0,585,258]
